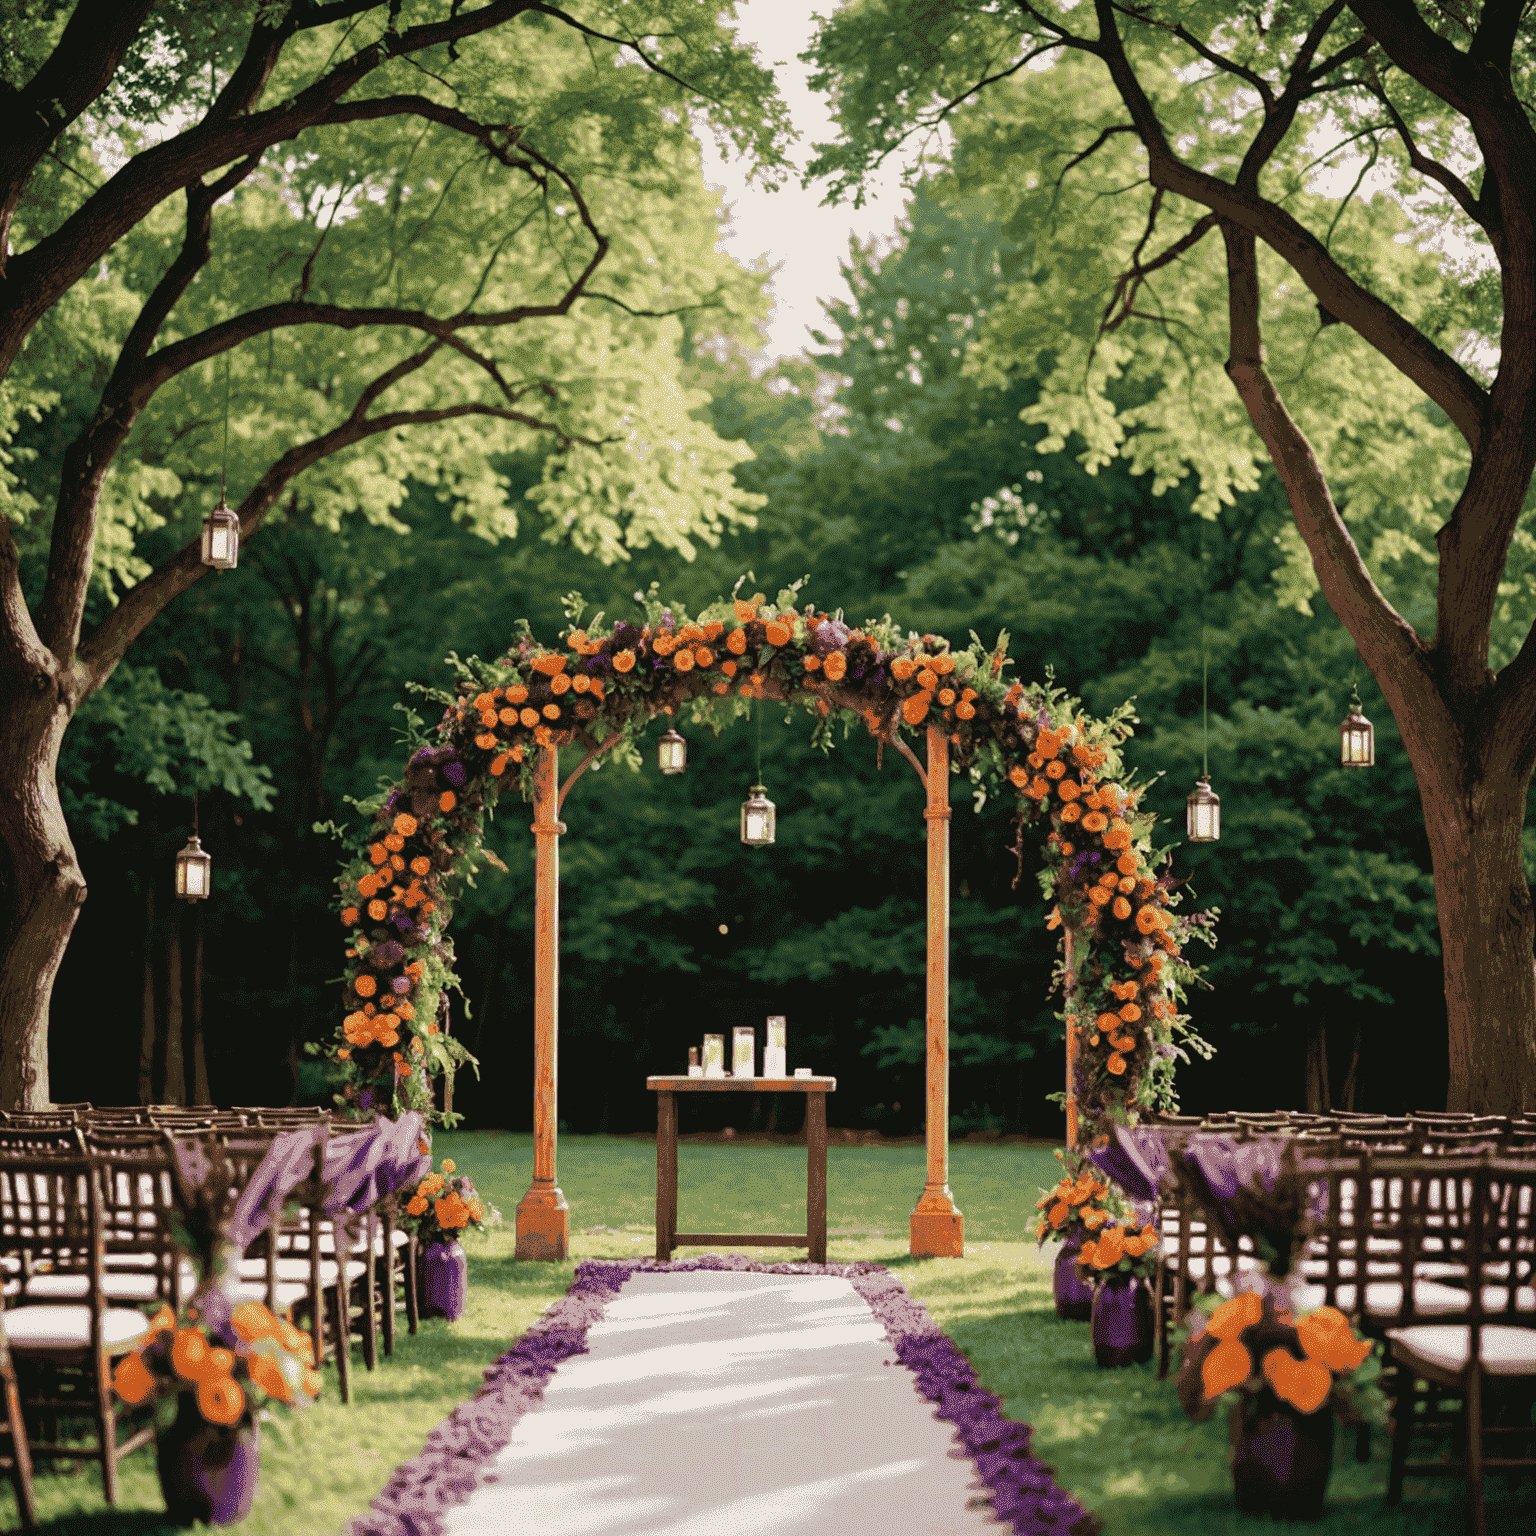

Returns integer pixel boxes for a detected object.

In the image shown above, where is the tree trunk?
[163,914,185,1105]
[1338,1022,1361,1112]
[189,904,209,1104]
[0,680,84,1110]
[1304,1014,1330,1113]
[139,881,157,1104]
[1419,767,1536,1112]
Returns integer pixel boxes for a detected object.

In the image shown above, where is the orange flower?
[112,1351,156,1404]
[1045,906,1062,930]
[764,620,790,647]
[393,813,418,838]
[231,1302,277,1342]
[369,843,387,866]
[932,653,955,675]
[1296,1307,1372,1372]
[246,1352,293,1403]
[532,654,566,675]
[1136,905,1163,935]
[823,652,847,681]
[1081,810,1108,833]
[1106,1053,1127,1075]
[549,673,572,695]
[1208,1291,1264,1339]
[1262,1349,1333,1413]
[916,667,939,692]
[802,654,822,672]
[353,974,377,998]
[1089,887,1111,907]
[1202,1337,1253,1399]
[1060,803,1082,822]
[902,692,931,725]
[1009,765,1029,788]
[1082,1206,1109,1230]
[439,791,456,813]
[891,656,916,680]
[1048,1200,1070,1227]
[1119,1002,1142,1023]
[1057,779,1081,802]
[727,628,748,654]
[341,906,358,925]
[407,1194,428,1216]
[506,684,529,703]
[436,1192,471,1229]
[613,649,636,673]
[542,703,562,720]
[694,646,714,668]
[673,647,695,672]
[197,1375,245,1426]
[938,688,956,706]
[1027,776,1051,800]
[172,1328,217,1382]
[410,856,431,877]
[733,597,759,621]
[1103,824,1132,850]
[1090,1226,1125,1266]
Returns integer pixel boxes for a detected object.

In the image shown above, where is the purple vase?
[156,1392,260,1526]
[1229,1398,1335,1520]
[1090,1272,1154,1367]
[419,1239,468,1320]
[1053,1236,1094,1321]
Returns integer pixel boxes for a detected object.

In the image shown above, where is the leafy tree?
[0,0,792,1106]
[807,1,1536,1111]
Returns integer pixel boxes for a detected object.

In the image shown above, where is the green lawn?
[3,1133,1528,1533]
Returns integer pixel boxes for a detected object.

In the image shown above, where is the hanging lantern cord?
[219,351,231,504]
[1202,628,1209,779]
[755,693,763,783]
[192,788,199,839]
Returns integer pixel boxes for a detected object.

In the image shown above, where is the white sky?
[696,1,915,361]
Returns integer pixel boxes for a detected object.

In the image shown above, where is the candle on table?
[763,1015,786,1077]
[702,1034,725,1077]
[687,1046,703,1078]
[732,1026,755,1078]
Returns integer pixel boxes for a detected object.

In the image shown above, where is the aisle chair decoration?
[1075,1210,1163,1369]
[400,1157,502,1322]
[111,1118,429,1525]
[1091,1125,1387,1519]
[316,579,1215,1255]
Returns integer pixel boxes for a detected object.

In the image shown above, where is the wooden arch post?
[909,724,964,1258]
[514,745,569,1260]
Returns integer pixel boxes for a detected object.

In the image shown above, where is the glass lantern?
[175,835,212,901]
[1339,686,1374,768]
[702,1033,725,1078]
[1185,774,1220,843]
[687,1046,703,1078]
[658,727,687,775]
[740,784,775,846]
[200,502,240,570]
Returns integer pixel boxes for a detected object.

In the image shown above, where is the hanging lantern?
[740,784,775,846]
[1339,685,1374,768]
[175,835,212,901]
[1186,773,1220,843]
[200,502,240,570]
[657,727,687,775]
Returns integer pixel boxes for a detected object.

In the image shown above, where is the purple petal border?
[345,1254,1101,1536]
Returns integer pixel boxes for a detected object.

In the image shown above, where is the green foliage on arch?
[320,580,1214,1142]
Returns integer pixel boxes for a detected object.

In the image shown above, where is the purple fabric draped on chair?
[1085,1124,1176,1204]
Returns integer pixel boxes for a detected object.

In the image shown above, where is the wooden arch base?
[513,725,963,1262]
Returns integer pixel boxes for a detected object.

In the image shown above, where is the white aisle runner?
[442,1269,1008,1536]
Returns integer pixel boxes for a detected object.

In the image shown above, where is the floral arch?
[322,580,1212,1255]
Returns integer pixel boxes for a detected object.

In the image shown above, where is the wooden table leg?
[655,1091,677,1260]
[808,1090,827,1263]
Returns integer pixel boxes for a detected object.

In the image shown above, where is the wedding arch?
[322,580,1211,1260]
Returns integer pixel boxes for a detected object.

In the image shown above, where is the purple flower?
[392,976,412,995]
[812,617,850,656]
[443,761,467,788]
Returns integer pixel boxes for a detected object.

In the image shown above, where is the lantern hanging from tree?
[1339,684,1374,767]
[657,727,687,775]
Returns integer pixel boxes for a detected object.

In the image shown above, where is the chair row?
[0,1125,420,1515]
[1151,1150,1536,1536]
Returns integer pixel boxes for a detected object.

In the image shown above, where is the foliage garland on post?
[318,580,1214,1141]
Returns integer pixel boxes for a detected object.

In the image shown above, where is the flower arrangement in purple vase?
[402,1158,501,1245]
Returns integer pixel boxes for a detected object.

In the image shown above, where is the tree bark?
[190,903,209,1105]
[1305,1014,1330,1113]
[163,914,185,1106]
[138,880,156,1105]
[1339,1022,1361,1112]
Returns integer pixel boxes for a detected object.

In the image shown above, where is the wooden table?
[647,1075,836,1263]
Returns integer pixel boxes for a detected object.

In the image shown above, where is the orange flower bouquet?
[1033,1155,1121,1250]
[1074,1215,1162,1283]
[112,1300,321,1426]
[401,1157,501,1246]
[1175,1288,1387,1428]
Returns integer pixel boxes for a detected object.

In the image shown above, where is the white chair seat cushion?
[223,1278,311,1312]
[2,1305,152,1352]
[1388,1324,1536,1378]
[25,1271,163,1302]
[278,1228,407,1256]
[237,1257,367,1286]
[1288,1279,1490,1316]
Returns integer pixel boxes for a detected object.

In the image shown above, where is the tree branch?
[1101,200,1220,333]
[1217,218,1429,709]
[0,0,158,274]
[1090,0,1489,452]
[75,378,604,696]
[1368,74,1489,239]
